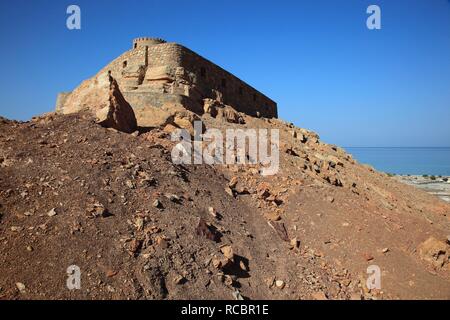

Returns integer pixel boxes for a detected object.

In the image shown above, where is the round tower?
[132,37,166,49]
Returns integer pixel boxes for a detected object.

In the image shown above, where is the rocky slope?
[0,110,449,300]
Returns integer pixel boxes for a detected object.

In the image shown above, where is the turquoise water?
[345,147,450,176]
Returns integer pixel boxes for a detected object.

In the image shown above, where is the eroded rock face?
[218,106,244,124]
[202,98,244,124]
[58,73,137,133]
[58,73,111,115]
[171,105,204,136]
[59,71,201,135]
[96,76,138,133]
[56,72,137,133]
[203,98,219,117]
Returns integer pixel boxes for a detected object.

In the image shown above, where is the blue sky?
[0,0,449,147]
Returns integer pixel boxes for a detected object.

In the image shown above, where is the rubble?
[219,245,234,261]
[47,208,58,217]
[275,280,285,289]
[208,207,218,219]
[195,218,219,242]
[15,282,26,293]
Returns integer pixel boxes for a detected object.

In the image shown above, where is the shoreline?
[393,174,450,202]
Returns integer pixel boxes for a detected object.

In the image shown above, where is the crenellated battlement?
[132,37,166,49]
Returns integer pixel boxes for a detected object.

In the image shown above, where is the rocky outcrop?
[96,77,138,133]
[57,73,137,133]
[57,73,111,115]
[56,72,203,135]
[134,102,202,136]
[203,98,245,124]
[417,237,449,270]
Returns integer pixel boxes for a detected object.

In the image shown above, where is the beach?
[395,175,450,202]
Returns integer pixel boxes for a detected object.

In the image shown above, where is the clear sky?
[0,0,449,147]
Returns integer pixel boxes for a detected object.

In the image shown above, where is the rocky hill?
[0,107,449,300]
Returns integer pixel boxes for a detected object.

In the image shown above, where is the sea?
[345,147,450,176]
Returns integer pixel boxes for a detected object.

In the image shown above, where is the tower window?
[134,43,137,49]
[123,61,128,68]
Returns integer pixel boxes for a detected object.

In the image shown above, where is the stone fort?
[56,37,277,125]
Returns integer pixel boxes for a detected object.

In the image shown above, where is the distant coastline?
[346,147,450,176]
[394,174,450,203]
[344,146,450,202]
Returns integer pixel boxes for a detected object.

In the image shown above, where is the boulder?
[162,103,203,136]
[133,102,202,135]
[275,280,285,289]
[195,218,218,242]
[298,128,319,144]
[203,98,219,117]
[173,112,196,136]
[327,155,344,167]
[203,98,244,124]
[220,245,234,261]
[257,182,271,199]
[218,106,244,124]
[417,237,449,269]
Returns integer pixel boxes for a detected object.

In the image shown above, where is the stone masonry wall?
[177,45,277,118]
[57,39,277,119]
[100,42,276,118]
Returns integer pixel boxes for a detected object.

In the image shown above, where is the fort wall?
[176,45,277,118]
[57,38,277,119]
